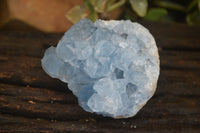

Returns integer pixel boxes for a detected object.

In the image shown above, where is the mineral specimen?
[41,19,160,118]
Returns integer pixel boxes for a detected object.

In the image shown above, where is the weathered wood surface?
[0,21,200,132]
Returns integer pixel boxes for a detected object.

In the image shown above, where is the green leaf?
[198,0,200,11]
[88,11,98,22]
[66,5,89,24]
[129,0,148,17]
[186,10,200,25]
[84,0,94,11]
[187,0,198,12]
[144,8,168,21]
[124,14,135,21]
[106,0,117,7]
[90,0,109,13]
[106,0,126,12]
[153,0,186,12]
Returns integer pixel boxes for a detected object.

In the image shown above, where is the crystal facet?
[41,19,160,118]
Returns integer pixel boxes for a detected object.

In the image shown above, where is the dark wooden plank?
[0,21,200,132]
[1,74,200,103]
[0,56,68,91]
[161,59,200,71]
[0,55,199,92]
[0,31,61,58]
[160,50,200,61]
[162,69,200,83]
[0,114,100,133]
[0,112,200,132]
[0,23,200,58]
[0,85,199,121]
[157,38,200,51]
[0,83,76,104]
[0,95,93,120]
[142,21,200,39]
[143,21,200,51]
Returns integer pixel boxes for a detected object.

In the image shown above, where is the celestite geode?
[41,19,160,118]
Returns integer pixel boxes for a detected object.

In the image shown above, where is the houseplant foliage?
[66,0,200,25]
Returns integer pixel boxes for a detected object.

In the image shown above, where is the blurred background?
[0,0,199,33]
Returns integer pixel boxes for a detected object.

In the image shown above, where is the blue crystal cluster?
[41,19,160,118]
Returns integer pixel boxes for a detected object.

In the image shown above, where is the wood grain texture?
[0,21,200,132]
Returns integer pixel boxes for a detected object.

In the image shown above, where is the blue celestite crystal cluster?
[41,19,160,118]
